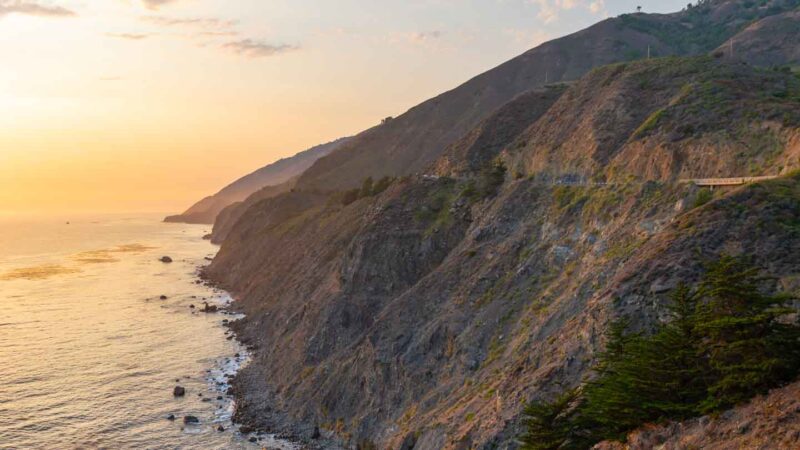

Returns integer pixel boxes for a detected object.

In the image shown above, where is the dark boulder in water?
[160,256,173,263]
[173,386,186,397]
[183,415,199,424]
[217,425,225,432]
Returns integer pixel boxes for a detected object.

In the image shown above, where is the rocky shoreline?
[196,270,338,449]
[217,298,342,449]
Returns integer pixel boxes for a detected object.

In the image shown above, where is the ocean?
[0,214,293,450]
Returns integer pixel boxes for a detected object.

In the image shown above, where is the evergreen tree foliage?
[360,177,374,198]
[520,256,800,449]
[478,159,507,198]
[519,388,590,450]
[695,256,800,412]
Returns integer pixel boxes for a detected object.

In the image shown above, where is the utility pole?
[729,39,734,58]
[647,45,651,59]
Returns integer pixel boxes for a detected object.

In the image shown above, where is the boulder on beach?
[160,256,173,263]
[217,425,225,432]
[183,415,199,424]
[160,295,168,300]
[166,414,176,421]
[173,386,185,397]
[201,302,218,313]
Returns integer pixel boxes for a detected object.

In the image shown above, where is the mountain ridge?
[164,137,350,224]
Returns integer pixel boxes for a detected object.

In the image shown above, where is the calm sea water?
[0,214,293,450]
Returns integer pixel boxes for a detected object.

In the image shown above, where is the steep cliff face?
[206,55,800,449]
[295,0,800,192]
[164,137,349,224]
[505,56,800,181]
[433,86,567,178]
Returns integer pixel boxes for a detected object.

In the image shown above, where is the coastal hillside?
[164,137,349,224]
[209,179,292,244]
[718,8,800,66]
[206,49,800,449]
[294,0,800,192]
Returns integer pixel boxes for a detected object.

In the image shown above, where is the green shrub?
[633,108,665,137]
[693,188,713,208]
[339,176,396,205]
[478,159,507,198]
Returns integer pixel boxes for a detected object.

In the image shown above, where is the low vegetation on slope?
[507,55,800,181]
[520,256,800,449]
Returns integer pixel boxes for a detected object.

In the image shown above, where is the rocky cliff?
[206,56,800,449]
[204,1,800,448]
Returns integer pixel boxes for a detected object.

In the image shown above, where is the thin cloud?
[106,32,152,40]
[407,30,443,44]
[504,28,552,47]
[142,0,179,10]
[390,30,446,49]
[221,39,299,58]
[0,0,75,18]
[195,30,238,37]
[589,0,607,16]
[528,0,605,24]
[141,15,238,30]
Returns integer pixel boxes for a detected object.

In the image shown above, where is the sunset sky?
[0,0,687,214]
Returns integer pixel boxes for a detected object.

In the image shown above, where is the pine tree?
[637,284,707,418]
[695,256,800,412]
[519,388,590,450]
[360,176,375,198]
[519,256,800,449]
